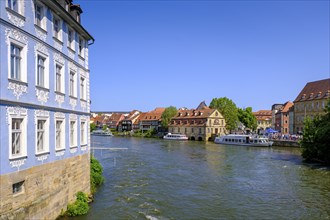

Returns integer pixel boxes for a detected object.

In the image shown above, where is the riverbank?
[272,140,300,147]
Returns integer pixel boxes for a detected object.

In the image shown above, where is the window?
[7,0,19,12]
[68,29,75,50]
[10,44,21,80]
[80,121,86,145]
[53,16,61,40]
[55,64,64,93]
[55,117,65,150]
[35,3,44,28]
[12,181,24,194]
[11,118,23,156]
[37,55,45,87]
[37,120,45,152]
[78,37,84,56]
[70,121,77,147]
[56,121,61,149]
[69,71,75,97]
[80,77,85,100]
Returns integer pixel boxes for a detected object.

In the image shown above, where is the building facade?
[293,78,330,133]
[274,101,293,134]
[0,0,94,219]
[168,108,226,141]
[253,110,272,134]
[139,108,165,132]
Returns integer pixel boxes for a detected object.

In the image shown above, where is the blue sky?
[78,0,329,112]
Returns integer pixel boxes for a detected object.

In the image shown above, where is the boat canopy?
[265,128,278,133]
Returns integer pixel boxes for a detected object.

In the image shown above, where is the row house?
[106,113,125,130]
[139,108,165,132]
[293,78,330,133]
[118,110,141,132]
[274,101,293,134]
[133,112,147,131]
[168,104,226,141]
[90,114,108,127]
[253,110,272,134]
[0,0,94,218]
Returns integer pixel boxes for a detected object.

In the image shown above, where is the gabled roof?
[196,101,209,110]
[140,108,165,121]
[253,110,272,121]
[294,78,330,102]
[172,108,216,119]
[280,101,293,113]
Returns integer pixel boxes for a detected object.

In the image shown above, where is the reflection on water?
[73,137,330,220]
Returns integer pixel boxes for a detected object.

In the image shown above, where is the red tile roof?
[294,78,330,102]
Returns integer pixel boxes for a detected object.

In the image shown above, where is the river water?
[76,136,330,220]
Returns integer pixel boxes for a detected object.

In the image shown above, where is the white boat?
[91,129,113,136]
[163,133,188,140]
[214,134,273,147]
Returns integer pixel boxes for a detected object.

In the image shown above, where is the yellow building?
[168,103,226,141]
[293,78,330,133]
[253,110,272,134]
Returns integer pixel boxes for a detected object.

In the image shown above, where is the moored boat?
[163,133,188,140]
[214,134,273,147]
[91,129,113,136]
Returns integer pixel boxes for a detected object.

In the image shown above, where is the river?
[75,136,330,220]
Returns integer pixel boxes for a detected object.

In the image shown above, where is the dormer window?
[302,94,306,99]
[309,93,313,98]
[326,90,330,96]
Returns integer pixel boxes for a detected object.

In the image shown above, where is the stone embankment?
[272,140,300,147]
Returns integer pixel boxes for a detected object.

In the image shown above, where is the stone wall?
[272,140,300,147]
[0,153,90,220]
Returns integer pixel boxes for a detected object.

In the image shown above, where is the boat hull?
[214,135,273,147]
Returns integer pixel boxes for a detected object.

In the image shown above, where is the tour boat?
[163,133,188,140]
[214,134,273,147]
[91,129,113,136]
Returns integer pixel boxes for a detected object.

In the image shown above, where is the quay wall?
[0,153,90,220]
[272,140,300,147]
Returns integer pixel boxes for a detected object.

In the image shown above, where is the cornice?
[0,99,90,116]
[39,0,94,43]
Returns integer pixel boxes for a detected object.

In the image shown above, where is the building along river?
[77,136,330,219]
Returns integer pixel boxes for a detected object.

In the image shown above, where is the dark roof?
[294,78,330,102]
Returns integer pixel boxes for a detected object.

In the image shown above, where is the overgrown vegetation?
[61,157,104,217]
[131,129,158,138]
[66,192,89,217]
[90,156,104,193]
[301,100,330,164]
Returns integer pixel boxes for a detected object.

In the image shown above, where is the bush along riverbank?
[301,101,330,165]
[60,156,104,218]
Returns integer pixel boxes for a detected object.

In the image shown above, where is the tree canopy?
[301,100,330,164]
[237,107,257,131]
[161,106,177,128]
[210,97,238,132]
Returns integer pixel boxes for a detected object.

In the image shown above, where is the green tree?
[301,100,330,164]
[210,97,238,132]
[237,107,257,131]
[102,124,108,131]
[90,123,96,132]
[161,106,177,128]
